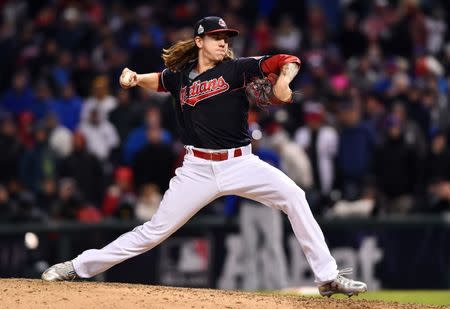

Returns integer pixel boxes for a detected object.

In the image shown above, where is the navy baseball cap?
[194,16,239,37]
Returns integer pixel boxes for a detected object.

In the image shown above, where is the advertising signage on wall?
[0,217,448,289]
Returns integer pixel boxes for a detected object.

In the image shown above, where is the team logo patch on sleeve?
[180,76,230,107]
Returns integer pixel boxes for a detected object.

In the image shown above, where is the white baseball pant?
[72,144,338,284]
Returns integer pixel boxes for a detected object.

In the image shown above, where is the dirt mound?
[0,279,442,309]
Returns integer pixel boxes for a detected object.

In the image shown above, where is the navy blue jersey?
[159,55,300,149]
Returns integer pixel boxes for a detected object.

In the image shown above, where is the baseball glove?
[245,73,292,108]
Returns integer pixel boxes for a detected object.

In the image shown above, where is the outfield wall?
[0,215,449,289]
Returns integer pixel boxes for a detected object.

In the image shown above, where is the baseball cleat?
[41,261,78,281]
[318,268,367,297]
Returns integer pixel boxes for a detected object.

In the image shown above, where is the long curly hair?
[162,38,235,72]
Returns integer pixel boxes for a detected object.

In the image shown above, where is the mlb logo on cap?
[194,16,239,37]
[218,19,226,27]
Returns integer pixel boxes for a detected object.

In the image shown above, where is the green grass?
[327,290,450,306]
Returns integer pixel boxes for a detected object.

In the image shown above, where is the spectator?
[108,89,140,164]
[81,75,118,123]
[35,177,58,216]
[51,83,82,131]
[71,53,95,98]
[45,112,73,159]
[374,114,420,214]
[271,128,313,190]
[133,87,175,134]
[55,6,87,51]
[443,43,450,76]
[123,105,172,165]
[6,179,24,210]
[1,70,34,116]
[91,34,117,73]
[0,22,16,94]
[295,102,338,210]
[225,18,249,57]
[349,56,379,93]
[16,111,35,149]
[424,129,450,213]
[79,108,120,163]
[135,183,161,221]
[129,30,162,73]
[404,86,431,137]
[338,11,367,59]
[336,100,374,200]
[422,85,450,134]
[59,132,104,205]
[362,91,386,145]
[0,185,15,223]
[107,48,128,92]
[19,123,58,194]
[30,80,54,122]
[274,15,301,54]
[251,17,273,54]
[35,39,58,80]
[306,52,329,99]
[16,22,41,76]
[13,191,44,222]
[102,166,136,217]
[304,5,328,50]
[108,88,139,147]
[425,7,447,55]
[112,194,136,220]
[54,178,85,220]
[405,1,426,57]
[132,125,175,193]
[386,68,411,104]
[0,113,24,185]
[391,101,427,158]
[51,51,72,88]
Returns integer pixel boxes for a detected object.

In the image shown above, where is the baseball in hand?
[120,68,136,88]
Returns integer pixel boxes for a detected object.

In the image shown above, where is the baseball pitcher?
[42,16,367,297]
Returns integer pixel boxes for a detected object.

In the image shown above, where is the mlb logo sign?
[158,237,212,287]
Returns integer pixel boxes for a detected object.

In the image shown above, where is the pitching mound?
[0,279,441,309]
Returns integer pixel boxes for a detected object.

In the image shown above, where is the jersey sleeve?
[235,54,301,84]
[260,54,301,75]
[235,56,269,82]
[159,68,180,94]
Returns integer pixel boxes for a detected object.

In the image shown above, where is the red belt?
[191,148,243,161]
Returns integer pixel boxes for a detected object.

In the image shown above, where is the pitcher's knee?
[283,184,306,200]
[279,184,307,211]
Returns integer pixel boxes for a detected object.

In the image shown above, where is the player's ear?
[194,36,203,49]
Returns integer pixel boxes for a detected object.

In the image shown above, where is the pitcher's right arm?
[119,67,163,92]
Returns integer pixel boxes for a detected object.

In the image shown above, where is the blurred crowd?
[1,0,450,224]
